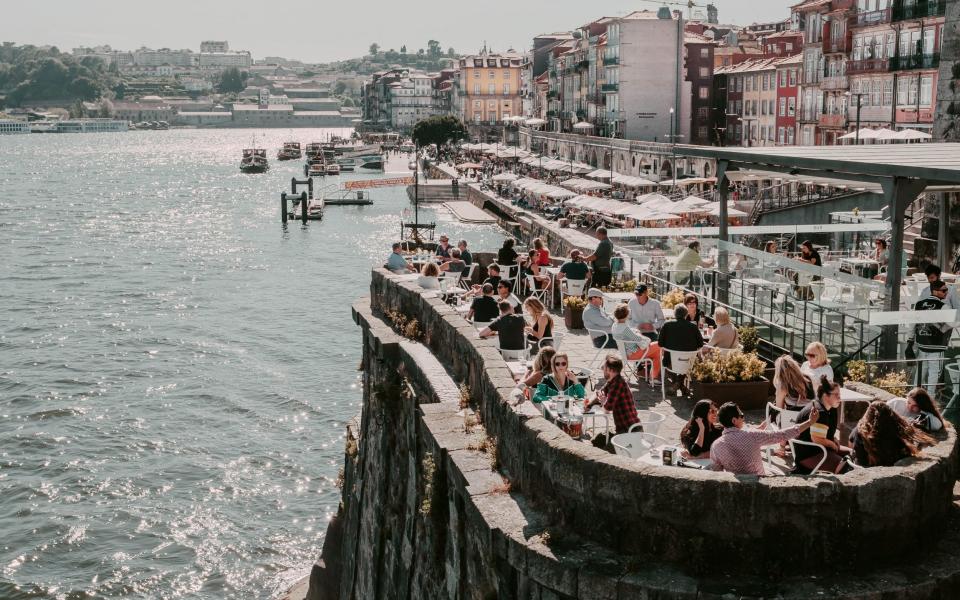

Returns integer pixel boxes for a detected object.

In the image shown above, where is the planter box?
[691,378,770,411]
[564,306,585,330]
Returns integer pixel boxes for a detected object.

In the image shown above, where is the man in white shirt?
[627,284,664,341]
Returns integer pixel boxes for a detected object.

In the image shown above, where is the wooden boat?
[277,142,302,161]
[240,148,269,173]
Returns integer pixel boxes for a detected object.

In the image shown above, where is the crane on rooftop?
[636,0,710,20]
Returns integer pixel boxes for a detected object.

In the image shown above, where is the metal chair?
[532,333,563,351]
[788,439,829,474]
[611,432,668,459]
[586,329,615,367]
[614,335,654,386]
[763,402,803,464]
[660,349,699,401]
[459,263,479,290]
[560,278,588,301]
[525,274,550,305]
[499,347,526,361]
[634,410,666,437]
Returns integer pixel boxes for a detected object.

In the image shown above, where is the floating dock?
[442,201,496,224]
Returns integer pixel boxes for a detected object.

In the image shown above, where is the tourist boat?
[305,143,323,160]
[325,163,341,176]
[240,148,269,173]
[307,163,326,177]
[277,142,302,161]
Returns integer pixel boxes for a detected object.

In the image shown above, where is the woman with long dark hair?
[680,399,722,458]
[850,401,935,467]
[886,387,945,432]
[793,376,853,473]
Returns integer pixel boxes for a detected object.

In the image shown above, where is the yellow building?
[456,52,523,125]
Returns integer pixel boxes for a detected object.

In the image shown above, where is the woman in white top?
[887,387,944,432]
[800,342,834,383]
[417,262,441,290]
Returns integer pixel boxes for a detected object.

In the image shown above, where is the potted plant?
[660,288,686,310]
[690,351,770,410]
[563,296,587,330]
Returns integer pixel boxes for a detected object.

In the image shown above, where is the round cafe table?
[636,447,713,469]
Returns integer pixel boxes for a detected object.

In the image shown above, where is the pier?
[442,201,496,224]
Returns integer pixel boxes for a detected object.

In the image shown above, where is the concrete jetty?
[442,201,496,224]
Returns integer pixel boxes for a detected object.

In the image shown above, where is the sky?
[0,0,797,63]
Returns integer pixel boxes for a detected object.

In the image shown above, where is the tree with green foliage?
[0,43,116,106]
[216,67,247,94]
[369,43,380,56]
[411,115,468,160]
[427,40,441,57]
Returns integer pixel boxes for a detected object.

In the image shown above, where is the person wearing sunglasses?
[710,401,819,476]
[800,342,834,384]
[532,352,585,405]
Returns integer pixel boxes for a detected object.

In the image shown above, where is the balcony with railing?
[603,56,619,66]
[855,7,891,26]
[821,75,849,90]
[819,113,846,128]
[892,0,946,22]
[601,83,619,93]
[846,58,889,74]
[823,30,853,54]
[889,52,940,71]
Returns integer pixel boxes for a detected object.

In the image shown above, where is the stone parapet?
[368,267,959,578]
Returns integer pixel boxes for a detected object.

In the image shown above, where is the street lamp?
[845,91,864,144]
[669,107,677,183]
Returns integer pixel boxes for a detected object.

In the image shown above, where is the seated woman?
[793,376,854,474]
[522,346,556,389]
[497,238,519,266]
[521,250,552,291]
[611,304,661,382]
[849,401,934,467]
[706,307,738,349]
[532,237,551,266]
[680,399,722,458]
[800,341,834,383]
[773,355,813,410]
[417,262,441,290]
[886,387,945,432]
[532,352,586,404]
[683,294,716,329]
[523,297,553,350]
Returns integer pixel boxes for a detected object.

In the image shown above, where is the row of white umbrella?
[838,128,932,143]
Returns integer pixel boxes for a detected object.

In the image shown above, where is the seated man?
[457,239,473,266]
[384,242,415,274]
[657,305,704,395]
[467,283,500,323]
[558,249,590,284]
[479,301,527,351]
[583,288,617,349]
[710,402,818,476]
[585,355,639,435]
[627,284,664,341]
[440,248,466,273]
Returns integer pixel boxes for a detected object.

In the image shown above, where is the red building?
[775,53,802,145]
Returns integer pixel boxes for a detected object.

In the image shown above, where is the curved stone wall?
[370,268,959,577]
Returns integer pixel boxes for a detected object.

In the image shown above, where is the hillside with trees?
[0,42,117,107]
[329,40,459,74]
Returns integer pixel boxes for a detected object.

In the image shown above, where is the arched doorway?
[704,162,712,178]
[660,160,673,179]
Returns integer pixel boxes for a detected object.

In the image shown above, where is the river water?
[0,129,505,599]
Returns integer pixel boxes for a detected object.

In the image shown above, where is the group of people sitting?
[384,235,474,284]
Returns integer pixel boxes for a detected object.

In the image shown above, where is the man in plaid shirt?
[587,355,639,434]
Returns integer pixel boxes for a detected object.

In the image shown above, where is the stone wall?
[361,270,958,577]
[308,272,960,599]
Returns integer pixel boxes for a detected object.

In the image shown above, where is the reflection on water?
[0,129,506,599]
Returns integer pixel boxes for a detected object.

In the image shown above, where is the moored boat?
[325,163,341,176]
[277,142,302,161]
[240,148,269,173]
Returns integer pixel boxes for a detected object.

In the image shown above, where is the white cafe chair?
[532,333,563,351]
[525,274,550,305]
[614,335,654,386]
[561,277,588,301]
[634,410,666,437]
[660,349,699,401]
[788,439,829,474]
[473,320,493,330]
[612,432,668,459]
[499,347,527,361]
[763,402,803,464]
[459,263,479,290]
[587,329,615,367]
[498,264,521,293]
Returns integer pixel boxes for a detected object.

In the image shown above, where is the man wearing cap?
[435,235,452,259]
[583,288,617,348]
[627,284,664,341]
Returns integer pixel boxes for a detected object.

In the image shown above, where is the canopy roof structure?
[679,142,960,358]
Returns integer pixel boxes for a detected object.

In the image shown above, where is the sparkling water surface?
[0,129,506,599]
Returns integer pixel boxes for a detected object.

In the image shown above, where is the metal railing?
[889,52,940,71]
[892,0,946,21]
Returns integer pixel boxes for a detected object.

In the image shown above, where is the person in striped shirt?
[710,402,818,476]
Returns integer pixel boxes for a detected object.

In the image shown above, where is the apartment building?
[685,32,717,145]
[847,0,946,133]
[794,0,830,145]
[455,51,524,125]
[776,53,803,144]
